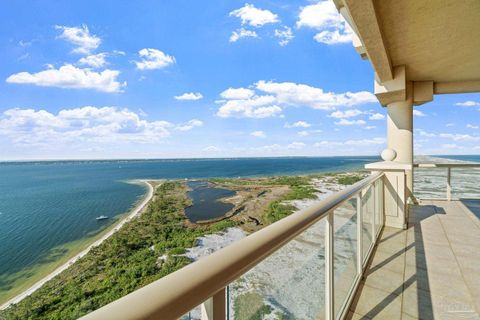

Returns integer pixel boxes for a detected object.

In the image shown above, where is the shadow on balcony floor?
[347,200,480,319]
[460,199,480,220]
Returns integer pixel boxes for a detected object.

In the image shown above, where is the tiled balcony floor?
[348,200,480,319]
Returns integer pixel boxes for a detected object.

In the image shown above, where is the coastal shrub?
[208,219,237,232]
[269,176,310,186]
[169,247,187,255]
[283,185,317,200]
[264,201,297,224]
[337,174,365,185]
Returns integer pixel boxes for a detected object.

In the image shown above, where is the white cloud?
[467,124,479,129]
[329,109,363,119]
[230,4,279,27]
[313,29,352,44]
[455,101,480,107]
[335,119,366,126]
[0,106,172,146]
[78,53,107,68]
[446,123,455,127]
[345,137,385,146]
[138,108,148,117]
[6,64,125,93]
[284,121,311,128]
[315,137,385,147]
[216,95,282,118]
[442,143,463,150]
[134,48,175,70]
[18,53,29,61]
[174,92,203,101]
[274,26,294,46]
[55,25,101,54]
[287,141,306,149]
[220,87,255,100]
[175,119,203,131]
[251,130,266,138]
[255,80,376,110]
[416,129,436,137]
[203,146,221,152]
[297,130,309,137]
[364,126,376,130]
[413,109,426,117]
[18,40,33,48]
[296,1,352,45]
[229,28,259,42]
[216,80,376,118]
[439,133,480,142]
[369,113,385,120]
[314,140,340,147]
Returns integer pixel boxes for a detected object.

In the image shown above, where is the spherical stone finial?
[381,148,397,161]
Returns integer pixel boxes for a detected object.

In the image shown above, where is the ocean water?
[434,154,480,163]
[0,156,378,298]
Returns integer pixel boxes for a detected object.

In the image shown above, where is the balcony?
[80,162,480,320]
[350,200,480,319]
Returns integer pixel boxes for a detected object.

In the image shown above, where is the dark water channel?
[184,181,235,222]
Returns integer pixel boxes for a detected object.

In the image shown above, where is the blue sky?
[0,0,479,160]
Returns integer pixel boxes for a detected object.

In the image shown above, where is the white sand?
[0,180,155,310]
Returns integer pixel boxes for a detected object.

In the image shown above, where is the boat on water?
[96,215,109,221]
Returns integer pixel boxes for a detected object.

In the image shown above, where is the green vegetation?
[234,292,272,320]
[263,176,317,224]
[264,201,298,224]
[210,175,313,188]
[336,174,365,185]
[0,181,236,320]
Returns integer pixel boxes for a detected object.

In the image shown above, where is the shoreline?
[0,179,156,310]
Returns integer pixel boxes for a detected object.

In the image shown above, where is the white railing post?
[447,167,452,201]
[356,193,363,273]
[325,210,334,320]
[201,287,226,320]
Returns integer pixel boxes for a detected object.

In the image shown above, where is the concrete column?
[386,81,413,199]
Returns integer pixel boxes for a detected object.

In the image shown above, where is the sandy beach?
[0,180,156,310]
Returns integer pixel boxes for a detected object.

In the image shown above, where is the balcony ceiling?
[375,0,480,83]
[336,0,480,91]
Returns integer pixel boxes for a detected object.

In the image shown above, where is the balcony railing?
[414,163,480,201]
[81,172,385,320]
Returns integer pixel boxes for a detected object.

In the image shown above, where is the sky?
[0,0,479,160]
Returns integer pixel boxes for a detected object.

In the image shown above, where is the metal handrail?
[414,162,480,201]
[414,163,480,168]
[81,172,384,320]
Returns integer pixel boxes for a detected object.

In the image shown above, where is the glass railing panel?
[180,305,202,320]
[450,167,480,199]
[414,167,448,199]
[332,196,358,318]
[415,166,480,199]
[228,216,327,320]
[374,179,384,236]
[361,186,374,262]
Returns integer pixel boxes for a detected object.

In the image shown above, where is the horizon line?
[0,153,478,163]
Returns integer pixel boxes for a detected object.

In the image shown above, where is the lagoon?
[184,181,235,223]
